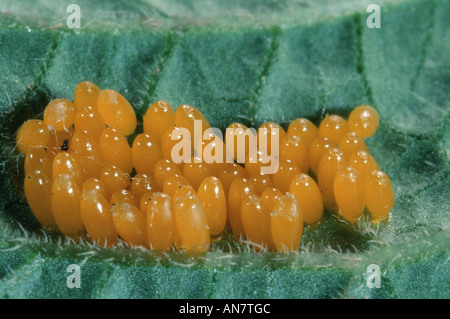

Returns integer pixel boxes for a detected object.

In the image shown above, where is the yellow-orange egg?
[74,81,101,111]
[287,118,319,149]
[348,105,379,138]
[364,170,395,220]
[132,133,163,176]
[97,89,137,136]
[289,173,323,225]
[318,115,349,145]
[99,127,133,174]
[43,99,77,132]
[147,192,175,251]
[241,195,273,251]
[174,193,210,252]
[197,176,227,236]
[228,177,255,239]
[271,193,303,252]
[143,100,175,144]
[16,119,50,153]
[334,166,365,223]
[317,147,347,205]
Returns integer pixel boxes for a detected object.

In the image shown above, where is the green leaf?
[0,0,449,298]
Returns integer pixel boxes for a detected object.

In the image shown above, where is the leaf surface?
[0,0,448,298]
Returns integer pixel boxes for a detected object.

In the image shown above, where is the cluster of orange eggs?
[16,81,394,252]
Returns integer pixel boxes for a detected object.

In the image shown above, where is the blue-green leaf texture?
[0,0,449,298]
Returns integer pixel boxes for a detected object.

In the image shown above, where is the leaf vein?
[354,13,375,106]
[410,0,437,90]
[248,26,281,125]
[141,32,178,108]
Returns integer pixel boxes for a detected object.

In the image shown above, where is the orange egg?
[197,176,227,236]
[287,118,319,149]
[334,166,365,222]
[80,190,118,247]
[318,115,349,145]
[218,163,248,195]
[260,187,284,211]
[43,99,77,132]
[225,123,256,163]
[24,170,55,231]
[309,136,334,176]
[317,148,347,205]
[143,100,175,144]
[257,122,286,156]
[241,195,273,250]
[272,160,301,193]
[174,193,210,252]
[70,130,104,179]
[280,135,309,173]
[74,81,101,110]
[112,202,148,248]
[51,174,83,236]
[16,119,50,153]
[289,174,323,225]
[271,193,303,252]
[130,173,159,201]
[349,151,379,182]
[99,127,133,174]
[364,170,394,220]
[147,192,175,251]
[97,89,137,136]
[132,133,163,176]
[338,131,368,158]
[99,165,131,199]
[348,105,379,138]
[228,177,255,239]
